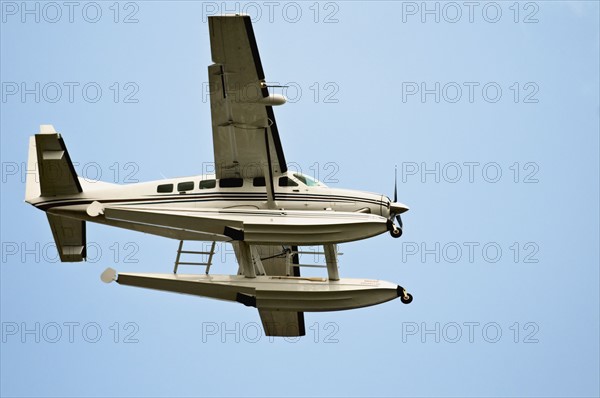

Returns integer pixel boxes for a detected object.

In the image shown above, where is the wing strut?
[324,244,340,281]
[263,128,277,209]
[234,241,257,278]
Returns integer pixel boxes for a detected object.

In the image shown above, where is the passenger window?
[219,178,243,188]
[253,177,266,187]
[199,179,216,189]
[278,177,298,187]
[157,183,173,193]
[177,181,194,192]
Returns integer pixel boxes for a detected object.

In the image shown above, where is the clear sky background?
[1,1,598,397]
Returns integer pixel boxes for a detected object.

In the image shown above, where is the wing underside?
[208,15,287,180]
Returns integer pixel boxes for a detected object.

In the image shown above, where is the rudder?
[26,125,82,200]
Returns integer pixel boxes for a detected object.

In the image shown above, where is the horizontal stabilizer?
[258,309,305,337]
[47,214,86,262]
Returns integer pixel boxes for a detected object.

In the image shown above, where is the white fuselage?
[29,172,395,245]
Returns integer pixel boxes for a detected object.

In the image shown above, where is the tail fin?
[25,124,82,202]
[26,125,86,262]
[25,135,41,202]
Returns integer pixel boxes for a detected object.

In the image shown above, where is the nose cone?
[390,202,410,215]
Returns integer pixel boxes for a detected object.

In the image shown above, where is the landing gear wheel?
[400,292,413,304]
[390,228,403,238]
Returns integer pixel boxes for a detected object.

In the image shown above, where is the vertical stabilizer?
[29,124,82,199]
[25,136,41,202]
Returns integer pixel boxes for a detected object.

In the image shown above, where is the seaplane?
[24,15,412,337]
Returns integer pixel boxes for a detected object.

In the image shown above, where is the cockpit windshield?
[293,173,326,187]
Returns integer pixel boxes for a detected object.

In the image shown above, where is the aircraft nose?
[390,202,410,215]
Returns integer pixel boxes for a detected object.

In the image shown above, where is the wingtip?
[39,124,57,135]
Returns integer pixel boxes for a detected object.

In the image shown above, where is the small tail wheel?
[390,228,403,238]
[401,292,413,304]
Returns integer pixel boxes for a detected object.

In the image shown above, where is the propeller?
[393,166,403,229]
[388,166,409,237]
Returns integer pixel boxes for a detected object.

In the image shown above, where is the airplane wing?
[208,15,287,180]
[255,245,305,337]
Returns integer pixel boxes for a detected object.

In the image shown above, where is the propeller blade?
[394,166,398,203]
[396,215,403,229]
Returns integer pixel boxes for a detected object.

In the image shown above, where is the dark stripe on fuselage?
[34,191,386,212]
[35,191,383,205]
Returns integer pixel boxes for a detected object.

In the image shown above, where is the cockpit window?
[293,173,325,187]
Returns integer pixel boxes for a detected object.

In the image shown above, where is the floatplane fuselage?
[28,170,407,245]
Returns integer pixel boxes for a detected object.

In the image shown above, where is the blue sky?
[1,1,599,397]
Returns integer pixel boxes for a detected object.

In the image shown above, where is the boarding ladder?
[173,240,217,274]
